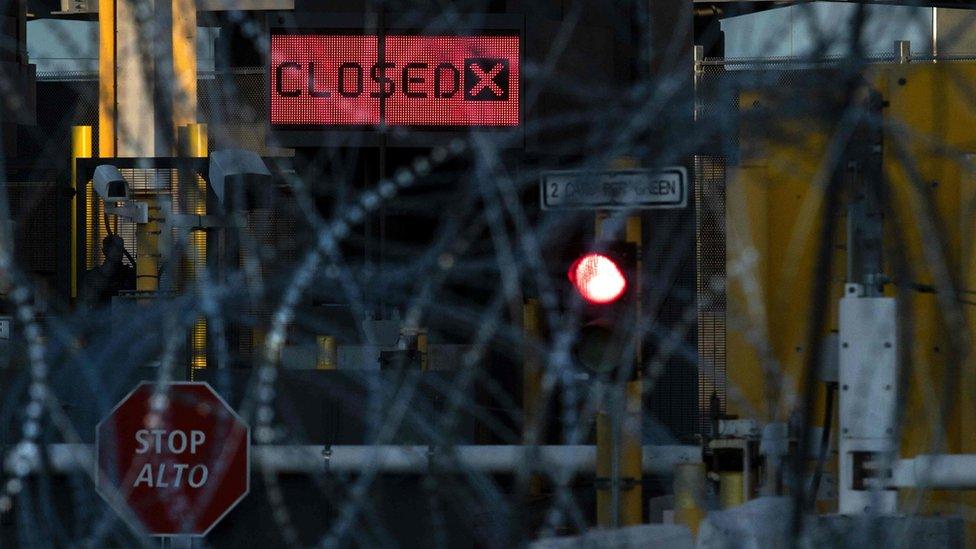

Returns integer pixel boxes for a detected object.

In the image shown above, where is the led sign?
[270,33,520,127]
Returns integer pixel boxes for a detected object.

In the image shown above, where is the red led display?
[270,35,380,125]
[269,33,519,127]
[384,35,519,126]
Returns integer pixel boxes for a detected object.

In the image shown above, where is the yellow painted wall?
[879,63,976,523]
[727,87,844,424]
[728,62,976,529]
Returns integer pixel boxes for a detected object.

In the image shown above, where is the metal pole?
[594,213,644,527]
[70,126,92,301]
[95,0,115,277]
[187,124,208,374]
[611,385,622,527]
[11,443,703,475]
[896,40,911,65]
[522,298,542,442]
[621,215,644,525]
[620,379,643,525]
[693,44,704,122]
[594,211,615,527]
[596,393,613,527]
[171,0,197,129]
[892,455,976,488]
[522,298,543,496]
[98,0,115,158]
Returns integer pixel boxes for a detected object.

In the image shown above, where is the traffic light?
[568,252,628,304]
[567,241,639,379]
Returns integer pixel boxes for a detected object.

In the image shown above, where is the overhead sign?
[540,167,689,210]
[270,33,520,127]
[96,382,249,537]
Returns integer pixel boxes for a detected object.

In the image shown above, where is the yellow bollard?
[70,126,92,300]
[719,471,745,509]
[674,462,706,536]
[316,336,337,370]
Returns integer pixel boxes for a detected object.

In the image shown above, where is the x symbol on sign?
[468,63,505,97]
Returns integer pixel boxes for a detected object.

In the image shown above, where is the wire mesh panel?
[35,68,269,158]
[28,76,98,170]
[198,68,269,152]
[6,181,60,282]
[695,154,727,434]
[643,183,701,440]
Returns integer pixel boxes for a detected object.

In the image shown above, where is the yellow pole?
[595,213,644,527]
[98,0,115,158]
[186,123,207,159]
[187,123,208,373]
[95,0,114,277]
[623,215,643,525]
[620,380,642,524]
[70,126,92,300]
[317,336,338,370]
[171,0,197,130]
[596,379,644,526]
[596,406,613,526]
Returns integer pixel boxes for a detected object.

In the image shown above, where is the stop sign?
[96,382,250,536]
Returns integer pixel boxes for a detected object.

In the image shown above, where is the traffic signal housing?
[568,252,628,305]
[567,241,639,380]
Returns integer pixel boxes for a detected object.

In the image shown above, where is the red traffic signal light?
[568,253,628,305]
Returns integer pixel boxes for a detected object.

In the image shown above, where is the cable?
[808,382,836,508]
[121,246,136,269]
[903,282,976,305]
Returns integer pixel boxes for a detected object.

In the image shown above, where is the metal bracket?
[105,201,148,224]
[838,294,898,513]
[844,283,865,298]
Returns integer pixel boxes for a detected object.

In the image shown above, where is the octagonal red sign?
[96,382,250,536]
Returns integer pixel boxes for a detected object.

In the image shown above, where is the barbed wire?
[5,0,976,546]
